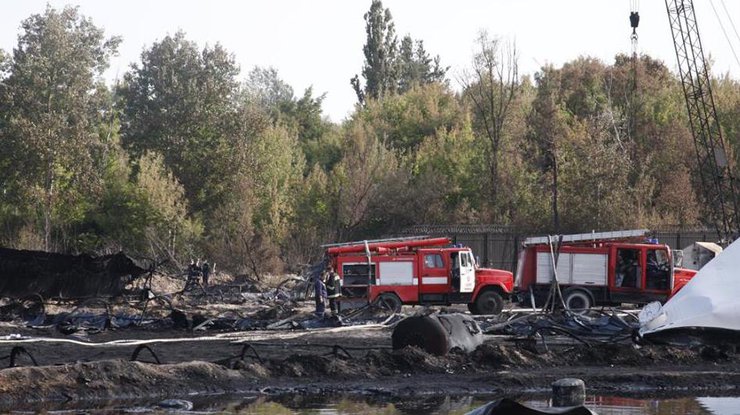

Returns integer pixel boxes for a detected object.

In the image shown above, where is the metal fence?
[395,225,717,273]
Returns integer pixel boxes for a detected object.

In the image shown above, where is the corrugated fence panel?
[489,234,519,271]
[655,230,715,250]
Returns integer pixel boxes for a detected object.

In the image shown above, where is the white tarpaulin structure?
[640,238,740,336]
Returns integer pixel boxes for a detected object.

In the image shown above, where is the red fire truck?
[515,229,698,310]
[324,237,513,314]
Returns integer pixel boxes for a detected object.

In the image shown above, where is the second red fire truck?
[514,229,698,309]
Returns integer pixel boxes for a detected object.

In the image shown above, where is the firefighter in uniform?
[325,266,342,315]
[201,260,211,289]
[314,272,327,317]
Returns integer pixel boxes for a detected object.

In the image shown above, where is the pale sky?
[2,1,740,122]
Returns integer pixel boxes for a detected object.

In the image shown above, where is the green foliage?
[248,125,305,243]
[357,83,465,152]
[135,151,202,258]
[0,4,726,276]
[524,56,701,233]
[0,5,120,250]
[244,66,297,119]
[412,121,481,217]
[352,0,398,103]
[288,164,335,263]
[244,67,336,172]
[352,0,447,104]
[397,36,447,94]
[461,32,519,212]
[330,118,399,239]
[118,31,242,214]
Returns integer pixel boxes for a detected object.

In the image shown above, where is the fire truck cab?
[515,229,698,310]
[324,237,513,315]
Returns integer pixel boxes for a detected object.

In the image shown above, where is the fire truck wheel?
[474,290,504,315]
[392,315,449,356]
[375,293,403,313]
[563,289,592,312]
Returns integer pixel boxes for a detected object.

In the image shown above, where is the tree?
[351,1,447,104]
[460,32,519,212]
[248,125,305,244]
[118,32,242,215]
[330,119,398,239]
[356,83,465,152]
[287,164,334,264]
[244,66,296,119]
[351,0,398,104]
[397,36,447,94]
[243,67,335,171]
[0,6,120,250]
[135,151,201,262]
[527,66,566,231]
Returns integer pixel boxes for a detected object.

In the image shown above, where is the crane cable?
[709,0,740,71]
[720,0,740,53]
[629,0,640,143]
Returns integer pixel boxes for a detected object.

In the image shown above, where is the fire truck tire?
[392,315,449,356]
[375,293,403,313]
[474,290,504,315]
[563,289,592,312]
[467,303,478,314]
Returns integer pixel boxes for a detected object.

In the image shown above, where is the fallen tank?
[392,313,483,355]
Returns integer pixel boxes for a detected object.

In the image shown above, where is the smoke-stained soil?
[1,323,739,411]
[0,272,738,410]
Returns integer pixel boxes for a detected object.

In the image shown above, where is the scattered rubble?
[0,260,736,411]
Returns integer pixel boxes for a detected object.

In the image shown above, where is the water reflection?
[231,395,738,415]
[15,393,740,414]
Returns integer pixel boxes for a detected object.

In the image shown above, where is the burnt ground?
[0,272,738,411]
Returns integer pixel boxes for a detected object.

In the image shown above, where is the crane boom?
[664,0,740,243]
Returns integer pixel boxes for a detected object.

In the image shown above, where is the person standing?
[201,260,211,289]
[185,259,199,290]
[314,272,327,317]
[325,266,341,315]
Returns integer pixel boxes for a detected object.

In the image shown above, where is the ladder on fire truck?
[321,235,434,249]
[523,229,649,246]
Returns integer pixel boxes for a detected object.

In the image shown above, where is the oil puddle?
[12,394,740,414]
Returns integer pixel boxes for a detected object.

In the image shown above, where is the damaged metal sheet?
[0,296,46,326]
[486,310,636,349]
[639,237,740,344]
[0,247,151,299]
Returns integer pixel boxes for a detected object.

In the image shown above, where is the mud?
[1,326,739,409]
[0,272,737,410]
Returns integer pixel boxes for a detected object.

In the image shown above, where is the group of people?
[314,265,341,317]
[187,258,212,289]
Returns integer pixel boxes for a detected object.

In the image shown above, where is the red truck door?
[645,247,671,292]
[458,250,476,293]
[613,247,643,291]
